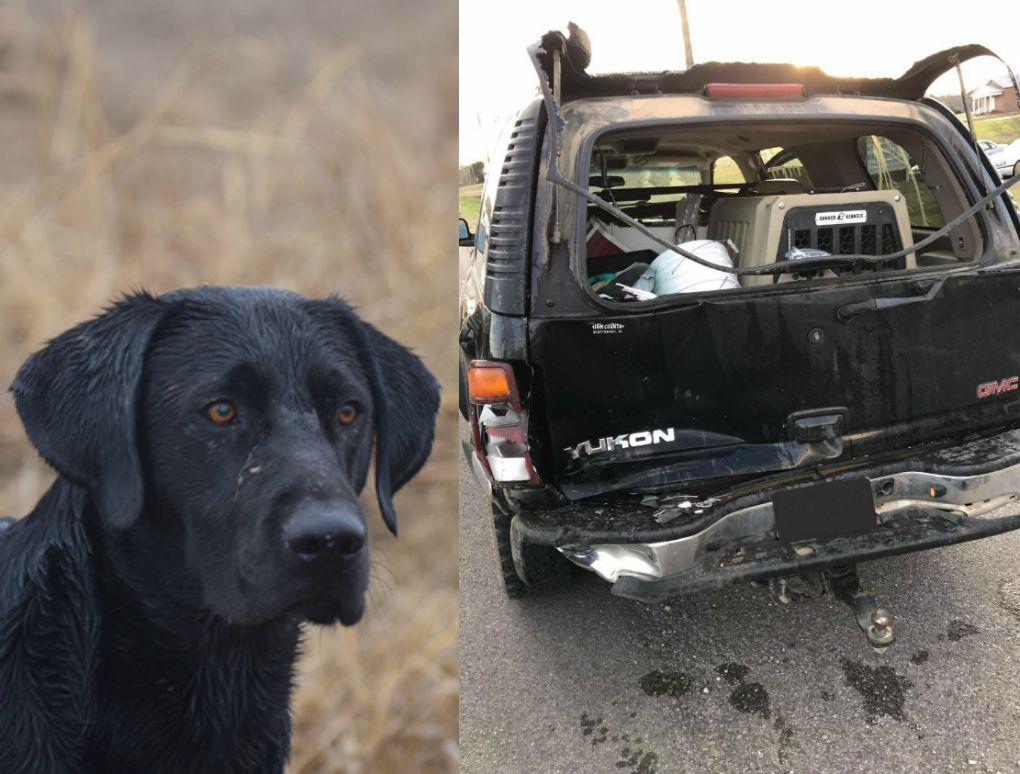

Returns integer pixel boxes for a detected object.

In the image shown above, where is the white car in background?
[987,138,1020,179]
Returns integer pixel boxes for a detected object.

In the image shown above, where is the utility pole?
[677,0,694,69]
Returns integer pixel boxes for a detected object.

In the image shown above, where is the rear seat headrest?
[674,193,704,241]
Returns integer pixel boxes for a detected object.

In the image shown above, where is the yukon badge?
[564,427,676,459]
[977,376,1020,399]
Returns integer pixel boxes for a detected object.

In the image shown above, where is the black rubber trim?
[483,100,543,316]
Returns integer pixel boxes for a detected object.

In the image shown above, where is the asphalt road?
[459,423,1020,774]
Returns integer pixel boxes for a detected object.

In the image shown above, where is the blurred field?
[458,183,481,225]
[0,2,456,772]
[972,113,1020,144]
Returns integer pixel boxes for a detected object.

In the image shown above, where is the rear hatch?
[527,30,1020,501]
[533,270,1020,500]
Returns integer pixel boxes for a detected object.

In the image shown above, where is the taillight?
[704,83,805,99]
[467,360,540,486]
[468,362,515,404]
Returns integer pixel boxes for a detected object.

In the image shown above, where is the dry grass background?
[0,2,457,771]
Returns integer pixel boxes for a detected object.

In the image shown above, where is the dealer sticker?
[814,210,867,226]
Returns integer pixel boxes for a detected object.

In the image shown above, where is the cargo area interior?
[585,120,982,300]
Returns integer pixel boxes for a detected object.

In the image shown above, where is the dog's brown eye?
[338,402,358,426]
[205,400,237,426]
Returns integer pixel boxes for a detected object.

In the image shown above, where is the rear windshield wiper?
[836,275,947,321]
[527,40,1020,279]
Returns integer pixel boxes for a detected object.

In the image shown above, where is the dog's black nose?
[283,503,366,562]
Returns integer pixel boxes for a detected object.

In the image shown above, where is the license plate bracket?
[772,478,877,543]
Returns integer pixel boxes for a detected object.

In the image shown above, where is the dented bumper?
[511,428,1020,601]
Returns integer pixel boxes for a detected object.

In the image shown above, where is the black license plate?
[772,478,877,543]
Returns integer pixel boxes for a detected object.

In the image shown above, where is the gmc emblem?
[977,376,1020,399]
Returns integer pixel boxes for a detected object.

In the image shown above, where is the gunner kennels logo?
[564,427,676,459]
[814,210,867,226]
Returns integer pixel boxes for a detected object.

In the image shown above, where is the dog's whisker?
[369,553,398,585]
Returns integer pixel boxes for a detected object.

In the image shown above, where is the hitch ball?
[869,608,894,646]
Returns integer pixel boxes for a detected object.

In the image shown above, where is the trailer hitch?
[768,564,894,651]
[827,565,895,651]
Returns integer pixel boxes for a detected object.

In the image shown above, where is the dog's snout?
[283,503,365,563]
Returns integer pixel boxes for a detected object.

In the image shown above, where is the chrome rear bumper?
[556,461,1020,587]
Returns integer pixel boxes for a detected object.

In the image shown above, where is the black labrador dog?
[0,286,440,773]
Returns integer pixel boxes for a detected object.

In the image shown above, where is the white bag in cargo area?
[643,239,740,295]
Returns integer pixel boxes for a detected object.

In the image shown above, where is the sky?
[459,0,1020,164]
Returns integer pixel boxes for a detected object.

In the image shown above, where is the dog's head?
[10,287,440,627]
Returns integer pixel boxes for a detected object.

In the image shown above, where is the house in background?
[970,77,1019,116]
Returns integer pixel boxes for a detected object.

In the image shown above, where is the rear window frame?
[570,111,994,314]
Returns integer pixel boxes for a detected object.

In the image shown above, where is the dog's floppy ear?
[10,292,166,530]
[309,298,441,535]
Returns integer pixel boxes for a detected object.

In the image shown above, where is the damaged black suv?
[460,25,1020,646]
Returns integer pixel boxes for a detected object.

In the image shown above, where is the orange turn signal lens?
[468,362,513,404]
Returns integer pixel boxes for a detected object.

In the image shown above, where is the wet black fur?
[0,287,440,773]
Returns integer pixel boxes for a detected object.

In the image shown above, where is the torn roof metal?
[536,26,1014,106]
